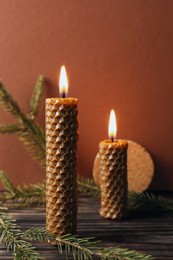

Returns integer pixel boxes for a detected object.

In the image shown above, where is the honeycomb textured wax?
[99,140,128,219]
[46,98,78,237]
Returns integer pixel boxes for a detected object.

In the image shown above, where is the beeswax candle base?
[99,140,128,220]
[46,98,78,237]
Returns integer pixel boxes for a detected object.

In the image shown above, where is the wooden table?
[0,194,173,259]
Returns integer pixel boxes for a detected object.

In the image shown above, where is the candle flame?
[59,65,68,97]
[108,109,117,141]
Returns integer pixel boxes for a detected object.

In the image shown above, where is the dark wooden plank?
[0,194,173,259]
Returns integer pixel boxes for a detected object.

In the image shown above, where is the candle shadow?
[148,155,171,191]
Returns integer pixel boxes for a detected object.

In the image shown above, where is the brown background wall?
[0,0,173,190]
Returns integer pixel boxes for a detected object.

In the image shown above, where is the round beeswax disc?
[93,140,154,192]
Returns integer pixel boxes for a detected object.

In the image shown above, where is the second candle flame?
[108,109,117,142]
[59,66,68,98]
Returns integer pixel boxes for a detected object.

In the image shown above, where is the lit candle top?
[108,109,117,142]
[99,109,127,148]
[59,65,68,98]
[46,65,77,105]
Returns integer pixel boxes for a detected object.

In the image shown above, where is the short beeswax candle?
[99,110,128,219]
[46,66,78,237]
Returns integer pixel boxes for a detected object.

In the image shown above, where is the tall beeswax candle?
[46,66,78,237]
[99,110,128,219]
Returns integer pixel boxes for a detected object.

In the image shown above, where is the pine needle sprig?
[0,124,22,134]
[24,228,152,260]
[128,191,173,216]
[17,123,46,170]
[56,234,98,260]
[98,247,152,260]
[29,75,45,119]
[0,82,25,121]
[24,228,97,259]
[23,227,54,242]
[0,80,46,170]
[0,182,46,208]
[77,176,100,198]
[0,209,42,259]
[0,171,16,196]
[14,182,46,207]
[0,171,45,207]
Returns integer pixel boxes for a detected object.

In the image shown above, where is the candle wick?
[111,136,114,142]
[61,92,66,98]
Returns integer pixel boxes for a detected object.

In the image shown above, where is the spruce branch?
[0,171,16,195]
[0,82,25,121]
[0,80,46,170]
[97,247,152,260]
[55,233,98,260]
[0,209,42,259]
[0,171,45,207]
[128,191,173,216]
[29,75,45,119]
[0,123,22,134]
[24,227,54,242]
[24,228,98,259]
[24,228,152,260]
[14,182,46,207]
[17,123,46,170]
[0,181,46,208]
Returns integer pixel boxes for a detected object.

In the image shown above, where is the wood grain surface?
[0,194,173,259]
